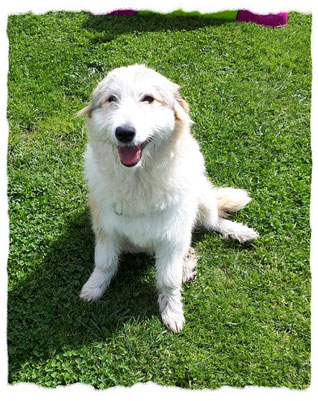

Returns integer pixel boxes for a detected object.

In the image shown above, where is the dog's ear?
[77,103,93,118]
[173,86,193,125]
[78,82,108,118]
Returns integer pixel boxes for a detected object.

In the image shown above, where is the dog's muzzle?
[115,125,141,167]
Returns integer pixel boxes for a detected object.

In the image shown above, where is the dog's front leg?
[155,239,190,332]
[80,237,119,302]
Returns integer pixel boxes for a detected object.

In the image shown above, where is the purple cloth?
[106,9,137,17]
[237,10,288,28]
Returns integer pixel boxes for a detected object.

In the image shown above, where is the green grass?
[7,11,311,389]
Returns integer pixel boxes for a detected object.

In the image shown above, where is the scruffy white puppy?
[78,64,258,332]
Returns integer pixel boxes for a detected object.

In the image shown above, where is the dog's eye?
[108,95,118,103]
[142,95,154,104]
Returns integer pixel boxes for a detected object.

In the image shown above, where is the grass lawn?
[6,11,312,389]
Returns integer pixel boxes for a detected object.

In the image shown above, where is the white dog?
[78,64,258,332]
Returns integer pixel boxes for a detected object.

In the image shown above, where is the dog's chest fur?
[84,141,199,248]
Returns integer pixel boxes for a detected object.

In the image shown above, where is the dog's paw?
[158,293,185,332]
[236,226,259,243]
[243,228,259,242]
[182,247,198,283]
[80,283,105,302]
[223,224,259,244]
[80,269,111,302]
[161,310,185,333]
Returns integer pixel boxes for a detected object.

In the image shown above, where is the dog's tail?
[216,187,252,218]
[215,187,258,243]
[197,185,258,243]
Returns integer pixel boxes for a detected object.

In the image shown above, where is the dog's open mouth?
[117,141,149,167]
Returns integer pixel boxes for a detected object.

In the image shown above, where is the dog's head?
[78,64,192,168]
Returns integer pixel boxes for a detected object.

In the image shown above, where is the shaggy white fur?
[78,64,258,332]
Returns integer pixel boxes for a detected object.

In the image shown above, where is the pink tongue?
[118,145,142,166]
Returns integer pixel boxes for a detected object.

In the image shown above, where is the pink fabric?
[106,9,137,17]
[103,9,288,28]
[237,10,288,28]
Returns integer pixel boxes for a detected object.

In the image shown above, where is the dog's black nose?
[115,125,136,143]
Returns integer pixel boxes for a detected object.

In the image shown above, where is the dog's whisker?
[143,150,153,160]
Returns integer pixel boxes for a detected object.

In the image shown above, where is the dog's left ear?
[173,86,193,125]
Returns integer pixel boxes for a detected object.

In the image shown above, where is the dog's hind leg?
[212,218,259,243]
[197,179,258,243]
[182,247,198,283]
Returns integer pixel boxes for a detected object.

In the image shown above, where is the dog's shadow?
[8,207,252,379]
[7,208,159,379]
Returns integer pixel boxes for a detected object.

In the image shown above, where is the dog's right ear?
[77,103,93,118]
